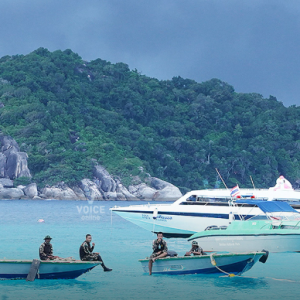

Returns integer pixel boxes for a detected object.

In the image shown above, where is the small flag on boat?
[230,185,241,198]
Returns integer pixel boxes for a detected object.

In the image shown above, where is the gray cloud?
[0,0,299,106]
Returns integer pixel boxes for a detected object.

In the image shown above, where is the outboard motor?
[259,250,269,263]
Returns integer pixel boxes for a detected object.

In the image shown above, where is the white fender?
[153,208,158,219]
[229,212,234,224]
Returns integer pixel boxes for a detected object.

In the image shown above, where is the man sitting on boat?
[185,241,205,256]
[79,234,112,272]
[148,232,168,275]
[39,235,59,261]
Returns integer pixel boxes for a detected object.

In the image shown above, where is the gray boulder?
[128,185,138,195]
[0,178,13,188]
[17,185,26,190]
[23,183,38,198]
[81,179,104,201]
[0,187,24,199]
[0,135,19,152]
[6,150,31,179]
[127,177,182,201]
[93,165,116,192]
[0,135,31,179]
[150,177,170,190]
[140,187,157,200]
[104,191,118,200]
[153,185,182,201]
[41,186,78,200]
[117,184,139,201]
[133,183,157,200]
[116,192,127,201]
[0,153,5,177]
[72,186,86,199]
[150,177,182,201]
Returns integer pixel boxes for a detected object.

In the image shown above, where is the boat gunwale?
[138,252,264,262]
[0,260,102,265]
[189,232,300,240]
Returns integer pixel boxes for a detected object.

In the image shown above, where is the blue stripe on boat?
[116,210,254,220]
[0,266,96,280]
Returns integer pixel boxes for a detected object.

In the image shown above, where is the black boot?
[101,262,112,272]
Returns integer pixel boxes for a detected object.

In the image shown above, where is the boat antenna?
[250,175,256,190]
[215,168,228,190]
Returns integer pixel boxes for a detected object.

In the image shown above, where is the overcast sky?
[0,0,299,106]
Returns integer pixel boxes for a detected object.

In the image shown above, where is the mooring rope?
[210,253,236,277]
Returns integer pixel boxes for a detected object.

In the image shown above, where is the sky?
[0,0,300,107]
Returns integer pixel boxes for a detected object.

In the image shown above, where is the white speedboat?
[139,252,268,276]
[111,177,300,238]
[188,200,300,253]
[111,191,265,238]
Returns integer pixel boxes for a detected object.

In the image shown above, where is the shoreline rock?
[0,135,183,201]
[0,134,31,179]
[0,187,24,199]
[0,173,183,201]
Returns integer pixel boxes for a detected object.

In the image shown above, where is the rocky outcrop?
[0,173,183,201]
[93,165,116,192]
[41,185,78,200]
[92,165,138,200]
[0,135,31,179]
[23,183,38,198]
[150,177,182,201]
[0,187,24,199]
[72,186,86,199]
[0,178,13,188]
[0,134,183,200]
[0,153,5,177]
[117,184,139,201]
[80,179,104,201]
[129,183,156,199]
[127,177,182,201]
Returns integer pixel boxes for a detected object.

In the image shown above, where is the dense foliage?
[0,48,300,190]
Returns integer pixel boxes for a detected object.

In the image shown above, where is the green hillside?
[0,48,300,191]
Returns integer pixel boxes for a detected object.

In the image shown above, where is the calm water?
[0,200,300,300]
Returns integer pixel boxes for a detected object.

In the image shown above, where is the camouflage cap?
[44,235,52,240]
[192,240,198,245]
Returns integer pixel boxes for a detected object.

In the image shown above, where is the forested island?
[0,48,300,199]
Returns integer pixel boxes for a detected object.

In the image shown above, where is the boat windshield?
[235,199,300,221]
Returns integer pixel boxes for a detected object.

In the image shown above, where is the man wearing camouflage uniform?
[185,240,205,256]
[39,235,59,260]
[148,232,168,275]
[79,234,112,272]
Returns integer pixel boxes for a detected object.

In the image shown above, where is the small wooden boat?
[139,252,267,276]
[0,259,101,280]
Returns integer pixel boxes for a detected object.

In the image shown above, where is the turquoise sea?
[0,200,300,300]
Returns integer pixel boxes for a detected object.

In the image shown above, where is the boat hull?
[190,234,300,253]
[0,260,101,280]
[112,204,263,238]
[139,252,263,275]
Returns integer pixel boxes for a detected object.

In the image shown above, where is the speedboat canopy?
[235,200,299,214]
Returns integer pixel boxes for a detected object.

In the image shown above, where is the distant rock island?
[0,134,182,201]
